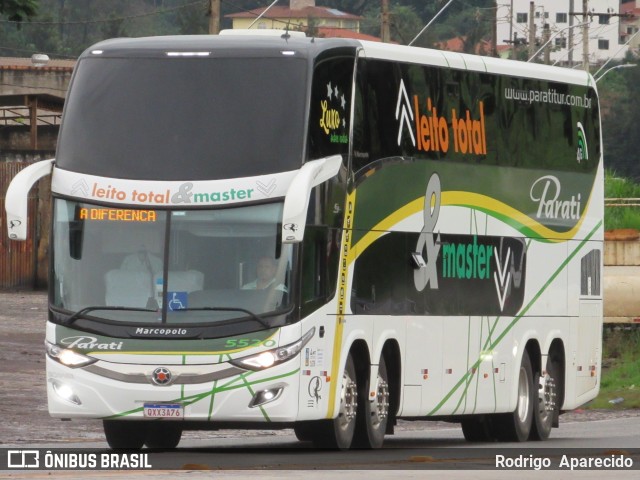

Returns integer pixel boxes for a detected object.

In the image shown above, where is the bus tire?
[312,353,358,449]
[493,352,534,442]
[145,422,182,449]
[530,358,559,441]
[293,421,315,442]
[354,355,389,449]
[103,420,147,450]
[461,415,494,442]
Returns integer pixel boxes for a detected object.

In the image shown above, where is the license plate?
[143,403,183,419]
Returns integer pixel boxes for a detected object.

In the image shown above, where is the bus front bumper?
[45,356,301,423]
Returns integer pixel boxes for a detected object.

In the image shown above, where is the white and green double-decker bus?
[5,30,603,450]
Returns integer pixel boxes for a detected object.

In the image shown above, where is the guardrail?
[605,198,640,207]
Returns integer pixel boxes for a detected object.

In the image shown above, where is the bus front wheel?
[145,422,182,449]
[103,420,147,450]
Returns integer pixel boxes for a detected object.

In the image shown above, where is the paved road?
[2,291,640,478]
[3,417,640,479]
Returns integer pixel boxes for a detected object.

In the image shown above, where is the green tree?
[0,0,38,21]
[175,1,208,34]
[388,5,425,46]
[599,58,640,180]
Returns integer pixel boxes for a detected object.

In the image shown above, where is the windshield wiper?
[179,307,271,328]
[63,306,156,326]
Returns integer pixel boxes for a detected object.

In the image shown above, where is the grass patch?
[605,170,640,231]
[588,327,640,409]
[579,171,640,408]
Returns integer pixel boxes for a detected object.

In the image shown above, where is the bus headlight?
[51,379,82,405]
[45,341,97,368]
[230,327,315,371]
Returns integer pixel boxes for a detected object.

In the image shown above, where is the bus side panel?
[564,239,603,408]
[414,315,517,417]
[403,316,442,417]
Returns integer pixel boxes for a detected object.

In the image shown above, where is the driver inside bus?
[242,256,287,292]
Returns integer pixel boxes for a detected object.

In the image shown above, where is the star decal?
[327,82,333,99]
[341,94,346,109]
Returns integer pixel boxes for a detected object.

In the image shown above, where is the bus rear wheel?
[355,356,389,449]
[493,352,534,442]
[530,358,559,441]
[103,420,147,450]
[311,353,358,449]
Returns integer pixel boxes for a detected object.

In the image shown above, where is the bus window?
[300,225,333,317]
[307,55,355,163]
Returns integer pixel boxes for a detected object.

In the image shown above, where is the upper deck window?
[307,55,355,162]
[57,56,308,180]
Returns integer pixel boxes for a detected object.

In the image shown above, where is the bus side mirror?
[281,155,341,244]
[5,159,54,240]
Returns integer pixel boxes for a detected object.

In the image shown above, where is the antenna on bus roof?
[282,20,291,40]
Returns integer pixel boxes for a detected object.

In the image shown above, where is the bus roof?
[80,33,359,61]
[81,32,595,89]
[357,40,596,88]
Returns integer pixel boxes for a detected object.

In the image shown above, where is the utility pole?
[568,3,632,71]
[492,1,498,57]
[502,1,518,59]
[509,0,516,58]
[381,0,390,43]
[582,0,589,71]
[568,0,574,65]
[543,23,550,64]
[209,0,220,35]
[528,1,536,59]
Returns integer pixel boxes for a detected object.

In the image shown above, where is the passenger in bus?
[242,256,287,292]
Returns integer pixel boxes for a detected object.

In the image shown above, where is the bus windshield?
[51,199,293,326]
[56,56,308,180]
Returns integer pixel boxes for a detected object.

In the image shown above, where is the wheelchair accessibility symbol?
[167,292,188,311]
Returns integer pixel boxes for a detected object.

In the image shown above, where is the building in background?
[621,0,640,52]
[0,57,73,289]
[0,56,73,157]
[496,0,629,65]
[225,0,367,39]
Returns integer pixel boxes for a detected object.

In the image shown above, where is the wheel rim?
[370,371,389,429]
[338,364,358,432]
[537,372,556,419]
[516,365,531,423]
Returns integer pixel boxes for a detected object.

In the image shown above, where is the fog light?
[248,385,284,408]
[51,380,82,405]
